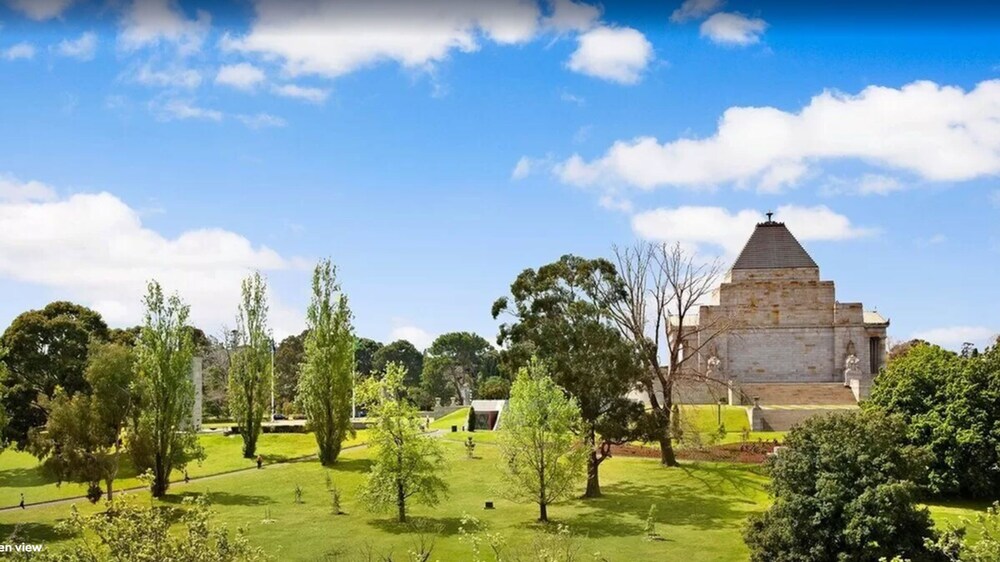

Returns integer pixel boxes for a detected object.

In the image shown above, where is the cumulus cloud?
[0,185,307,336]
[2,42,36,61]
[670,0,725,23]
[133,63,202,88]
[389,321,434,351]
[236,113,287,129]
[55,32,98,60]
[215,63,266,90]
[0,174,57,203]
[6,0,76,20]
[911,326,998,351]
[272,84,330,103]
[119,0,211,55]
[545,0,600,33]
[566,26,653,85]
[555,79,1000,193]
[700,12,767,46]
[225,0,541,79]
[631,205,875,257]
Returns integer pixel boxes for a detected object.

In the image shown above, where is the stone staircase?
[737,382,858,406]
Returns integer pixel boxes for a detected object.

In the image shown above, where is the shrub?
[467,406,477,432]
[744,410,945,562]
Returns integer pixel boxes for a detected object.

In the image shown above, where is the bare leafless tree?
[601,241,730,466]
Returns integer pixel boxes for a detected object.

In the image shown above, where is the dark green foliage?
[867,340,1000,498]
[274,330,308,408]
[373,340,423,387]
[467,406,477,431]
[355,337,383,379]
[423,332,494,405]
[1,302,109,449]
[493,255,645,498]
[477,376,510,399]
[744,410,944,562]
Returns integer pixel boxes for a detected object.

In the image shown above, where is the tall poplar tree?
[297,260,355,465]
[228,272,272,458]
[130,281,202,498]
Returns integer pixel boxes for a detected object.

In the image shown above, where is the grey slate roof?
[732,222,818,270]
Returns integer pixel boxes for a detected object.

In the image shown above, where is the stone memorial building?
[673,215,889,428]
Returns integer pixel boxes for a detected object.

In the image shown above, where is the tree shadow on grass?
[159,491,273,507]
[0,521,71,543]
[0,467,58,489]
[367,516,464,537]
[327,458,373,474]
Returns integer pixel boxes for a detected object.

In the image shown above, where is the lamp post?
[717,397,726,426]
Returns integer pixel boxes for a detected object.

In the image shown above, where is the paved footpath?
[0,432,443,514]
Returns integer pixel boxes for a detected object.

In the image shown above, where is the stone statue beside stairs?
[844,354,861,386]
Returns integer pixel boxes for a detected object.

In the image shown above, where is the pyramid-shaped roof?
[732,221,817,270]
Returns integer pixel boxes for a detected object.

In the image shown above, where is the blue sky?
[0,0,997,351]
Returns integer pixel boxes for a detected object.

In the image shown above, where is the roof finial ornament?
[766,210,774,223]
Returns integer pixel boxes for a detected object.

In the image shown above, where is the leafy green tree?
[355,337,383,379]
[274,330,307,410]
[228,272,273,458]
[30,495,267,562]
[744,410,944,562]
[497,359,585,522]
[477,376,510,399]
[358,362,448,523]
[297,260,355,465]
[423,332,493,405]
[868,341,1000,498]
[129,281,203,498]
[1,302,109,449]
[493,255,645,497]
[373,340,423,387]
[30,343,136,502]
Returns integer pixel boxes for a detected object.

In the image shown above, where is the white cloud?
[511,156,556,180]
[631,205,874,257]
[152,99,223,122]
[215,63,266,91]
[226,0,541,79]
[700,12,767,46]
[6,0,76,20]
[911,326,998,351]
[55,32,98,60]
[0,174,57,203]
[0,187,307,337]
[119,0,211,55]
[272,84,330,103]
[670,0,725,23]
[545,0,600,33]
[560,91,586,106]
[556,80,1000,193]
[134,63,202,89]
[598,194,632,213]
[566,26,653,85]
[857,174,906,195]
[3,42,36,61]
[236,113,287,129]
[389,323,435,351]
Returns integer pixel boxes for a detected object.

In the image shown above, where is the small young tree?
[29,342,136,502]
[744,410,945,562]
[297,259,356,465]
[358,363,448,523]
[497,358,585,522]
[129,281,203,498]
[467,406,477,432]
[228,272,273,459]
[34,495,267,562]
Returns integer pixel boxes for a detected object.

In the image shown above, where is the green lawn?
[0,430,367,509]
[429,407,470,430]
[0,437,988,561]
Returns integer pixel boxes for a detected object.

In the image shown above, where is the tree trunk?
[106,478,114,503]
[397,482,407,523]
[539,502,548,522]
[584,429,602,498]
[658,434,678,466]
[152,453,168,498]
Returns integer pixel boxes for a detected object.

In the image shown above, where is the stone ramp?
[737,382,858,406]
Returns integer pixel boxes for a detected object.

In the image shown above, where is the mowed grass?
[0,436,990,561]
[0,430,367,509]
